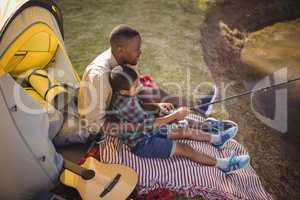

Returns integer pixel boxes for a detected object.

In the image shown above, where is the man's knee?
[138,87,161,102]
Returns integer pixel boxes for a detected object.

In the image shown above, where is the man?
[78,24,217,136]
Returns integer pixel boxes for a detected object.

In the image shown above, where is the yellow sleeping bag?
[25,69,71,110]
[24,87,57,112]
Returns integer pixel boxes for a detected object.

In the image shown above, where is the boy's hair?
[110,66,138,91]
[109,25,140,49]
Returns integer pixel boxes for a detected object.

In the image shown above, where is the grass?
[58,0,217,199]
[58,0,214,100]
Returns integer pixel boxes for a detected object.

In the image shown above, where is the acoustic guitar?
[60,157,138,200]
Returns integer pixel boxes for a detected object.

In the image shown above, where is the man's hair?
[110,66,138,91]
[109,25,140,49]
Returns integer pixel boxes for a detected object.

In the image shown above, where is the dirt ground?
[200,0,300,199]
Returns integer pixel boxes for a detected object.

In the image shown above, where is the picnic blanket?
[96,137,271,199]
[92,113,272,200]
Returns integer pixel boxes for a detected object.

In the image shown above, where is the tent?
[0,0,80,199]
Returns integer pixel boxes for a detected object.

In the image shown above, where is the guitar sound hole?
[81,169,95,180]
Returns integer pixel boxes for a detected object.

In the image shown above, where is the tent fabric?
[0,5,79,86]
[1,23,59,75]
[0,6,61,56]
[0,1,76,199]
[0,66,5,76]
[53,99,91,147]
[0,0,29,33]
[0,74,63,199]
[24,86,64,139]
[0,0,63,41]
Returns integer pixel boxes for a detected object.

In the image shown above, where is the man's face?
[122,36,142,66]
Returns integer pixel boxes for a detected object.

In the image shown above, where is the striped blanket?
[97,115,272,200]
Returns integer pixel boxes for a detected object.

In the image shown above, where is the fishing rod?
[194,75,300,109]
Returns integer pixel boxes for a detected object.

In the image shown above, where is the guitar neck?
[63,159,95,180]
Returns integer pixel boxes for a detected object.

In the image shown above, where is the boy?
[109,66,250,174]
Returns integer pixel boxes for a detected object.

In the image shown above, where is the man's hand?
[174,107,189,120]
[158,103,175,115]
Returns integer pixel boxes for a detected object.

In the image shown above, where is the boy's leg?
[169,128,212,142]
[132,132,250,173]
[174,142,217,166]
[173,143,251,174]
[168,126,238,150]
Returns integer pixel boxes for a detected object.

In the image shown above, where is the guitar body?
[60,157,138,200]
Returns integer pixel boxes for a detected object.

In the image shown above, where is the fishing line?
[195,76,300,108]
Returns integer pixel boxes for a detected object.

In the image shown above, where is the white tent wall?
[47,46,80,87]
[0,74,63,199]
[0,0,29,31]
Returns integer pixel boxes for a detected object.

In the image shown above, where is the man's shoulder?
[82,51,111,77]
[94,49,111,62]
[91,52,110,69]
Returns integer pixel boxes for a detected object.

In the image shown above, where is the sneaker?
[219,154,250,175]
[202,117,238,135]
[194,84,218,116]
[212,126,238,149]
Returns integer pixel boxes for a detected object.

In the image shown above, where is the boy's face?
[119,79,141,96]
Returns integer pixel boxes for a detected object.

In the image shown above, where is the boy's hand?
[174,107,189,120]
[154,106,189,127]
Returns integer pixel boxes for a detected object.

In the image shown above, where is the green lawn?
[58,1,216,199]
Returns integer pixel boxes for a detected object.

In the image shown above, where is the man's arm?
[79,67,115,134]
